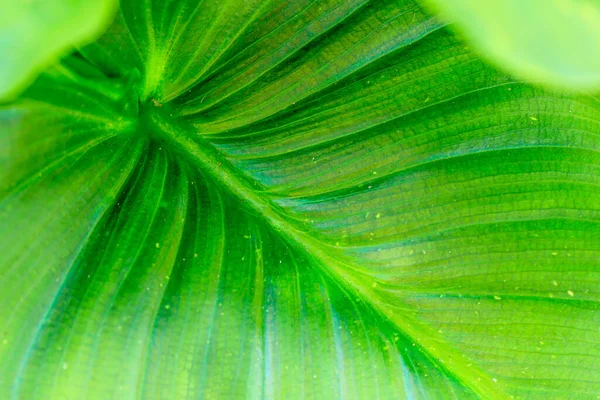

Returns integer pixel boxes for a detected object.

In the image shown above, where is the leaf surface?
[2,0,600,399]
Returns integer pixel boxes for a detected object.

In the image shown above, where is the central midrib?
[144,108,511,400]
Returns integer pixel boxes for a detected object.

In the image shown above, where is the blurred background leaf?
[422,0,600,90]
[0,0,117,101]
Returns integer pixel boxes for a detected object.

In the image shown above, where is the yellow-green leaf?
[2,1,600,399]
[423,0,600,90]
[0,0,117,100]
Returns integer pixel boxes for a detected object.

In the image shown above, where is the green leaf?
[421,0,600,90]
[2,0,600,399]
[0,0,118,100]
